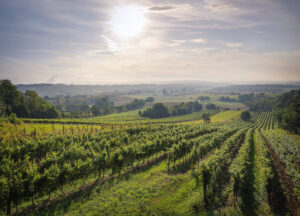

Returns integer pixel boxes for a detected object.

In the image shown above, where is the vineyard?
[0,111,299,216]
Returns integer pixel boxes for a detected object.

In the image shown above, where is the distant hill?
[16,82,223,97]
[16,83,300,97]
[215,84,300,94]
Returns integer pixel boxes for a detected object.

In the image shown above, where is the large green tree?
[141,103,170,118]
[0,80,61,118]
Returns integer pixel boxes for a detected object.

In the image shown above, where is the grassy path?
[19,154,166,216]
[27,159,200,216]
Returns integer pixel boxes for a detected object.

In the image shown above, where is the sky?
[0,0,300,84]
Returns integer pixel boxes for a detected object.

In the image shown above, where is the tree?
[0,80,61,118]
[46,106,61,118]
[240,111,251,121]
[140,103,170,118]
[90,105,100,116]
[144,97,154,102]
[95,96,113,109]
[125,99,145,111]
[206,103,216,110]
[80,103,89,112]
[0,100,5,117]
[238,93,255,103]
[198,96,210,101]
[219,96,236,102]
[0,80,21,115]
[203,113,211,123]
[193,101,203,111]
[275,90,300,133]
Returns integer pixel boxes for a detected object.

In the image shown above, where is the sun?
[110,5,145,39]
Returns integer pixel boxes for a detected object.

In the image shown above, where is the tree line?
[56,97,154,118]
[139,101,220,119]
[139,101,207,119]
[0,80,60,119]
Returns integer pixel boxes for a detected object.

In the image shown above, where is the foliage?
[262,129,300,192]
[275,90,300,133]
[170,101,202,116]
[8,113,22,124]
[229,129,254,204]
[206,103,217,110]
[0,123,224,214]
[0,108,298,215]
[140,101,203,119]
[202,113,211,123]
[57,97,147,118]
[140,103,170,118]
[0,80,61,119]
[240,111,251,121]
[197,96,210,101]
[144,97,154,102]
[119,99,145,112]
[238,90,300,133]
[219,96,236,102]
[252,131,273,215]
[197,129,246,209]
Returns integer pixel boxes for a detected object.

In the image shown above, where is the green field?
[1,110,299,216]
[126,92,246,110]
[20,110,219,125]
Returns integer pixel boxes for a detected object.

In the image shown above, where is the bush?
[203,113,211,123]
[240,111,251,121]
[206,103,217,110]
[8,113,22,124]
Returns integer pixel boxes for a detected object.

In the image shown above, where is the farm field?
[0,111,299,216]
[125,93,246,110]
[19,110,219,125]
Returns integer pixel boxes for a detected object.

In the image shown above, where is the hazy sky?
[0,0,300,84]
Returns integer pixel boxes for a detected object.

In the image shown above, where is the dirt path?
[260,132,299,216]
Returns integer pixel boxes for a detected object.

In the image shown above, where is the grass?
[0,122,116,141]
[125,92,246,109]
[251,131,273,215]
[210,111,242,123]
[34,160,203,216]
[21,110,217,125]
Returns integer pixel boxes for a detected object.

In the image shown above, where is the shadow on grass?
[267,156,289,215]
[240,136,256,216]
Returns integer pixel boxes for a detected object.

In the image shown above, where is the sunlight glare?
[110,5,145,39]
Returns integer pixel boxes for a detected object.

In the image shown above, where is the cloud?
[204,2,238,13]
[191,38,205,43]
[0,0,299,84]
[226,43,243,48]
[149,5,176,11]
[169,40,185,47]
[102,35,120,53]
